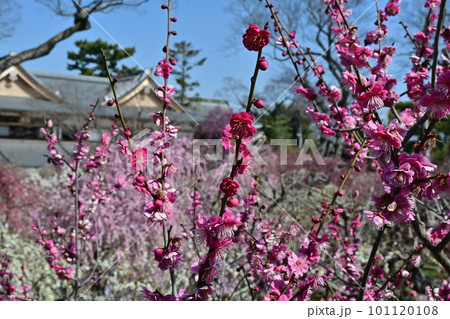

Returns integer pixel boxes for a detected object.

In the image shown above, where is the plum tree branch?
[0,0,149,72]
[411,212,450,276]
[0,17,91,71]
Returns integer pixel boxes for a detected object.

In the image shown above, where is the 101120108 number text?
[368,305,438,316]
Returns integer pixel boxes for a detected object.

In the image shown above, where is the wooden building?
[0,65,199,166]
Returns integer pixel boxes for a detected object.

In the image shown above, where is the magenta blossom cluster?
[256,0,450,300]
[154,59,177,104]
[141,22,270,300]
[41,120,65,167]
[154,237,184,271]
[183,109,260,300]
[221,112,258,177]
[426,279,450,301]
[245,216,328,301]
[427,210,450,244]
[127,112,179,224]
[285,0,450,229]
[422,72,450,120]
[0,252,32,301]
[31,223,74,280]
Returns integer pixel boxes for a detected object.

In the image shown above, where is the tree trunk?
[0,18,91,71]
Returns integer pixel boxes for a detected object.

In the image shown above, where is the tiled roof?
[28,69,164,106]
[0,66,225,124]
[0,95,197,124]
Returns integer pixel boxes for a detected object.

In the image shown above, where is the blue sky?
[0,0,259,105]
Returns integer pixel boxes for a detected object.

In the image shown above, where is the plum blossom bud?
[169,58,177,66]
[226,197,239,207]
[170,30,178,36]
[124,129,132,138]
[252,98,265,109]
[136,175,145,184]
[161,4,168,9]
[47,119,53,128]
[107,99,115,106]
[363,113,372,122]
[401,270,409,278]
[258,56,269,71]
[337,190,344,196]
[154,248,165,260]
[113,77,118,83]
[164,98,171,105]
[170,17,178,22]
[220,177,240,196]
[154,199,164,208]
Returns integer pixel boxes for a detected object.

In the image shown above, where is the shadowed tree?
[215,76,249,108]
[67,39,138,76]
[171,41,206,106]
[0,0,21,41]
[0,0,148,71]
[194,106,234,139]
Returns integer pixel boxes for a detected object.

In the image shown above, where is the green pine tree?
[67,39,138,76]
[171,41,206,106]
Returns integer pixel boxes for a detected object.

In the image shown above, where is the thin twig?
[73,162,80,300]
[357,226,386,300]
[431,0,447,89]
[411,213,450,275]
[375,247,422,295]
[101,50,133,152]
[316,139,366,235]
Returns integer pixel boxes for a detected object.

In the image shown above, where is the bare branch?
[411,212,450,276]
[0,0,21,40]
[0,18,91,71]
[0,0,149,71]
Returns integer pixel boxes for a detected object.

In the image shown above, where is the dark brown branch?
[375,247,423,295]
[411,213,450,275]
[402,110,431,147]
[0,0,149,72]
[357,226,386,300]
[436,230,450,252]
[431,0,447,89]
[0,18,91,71]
